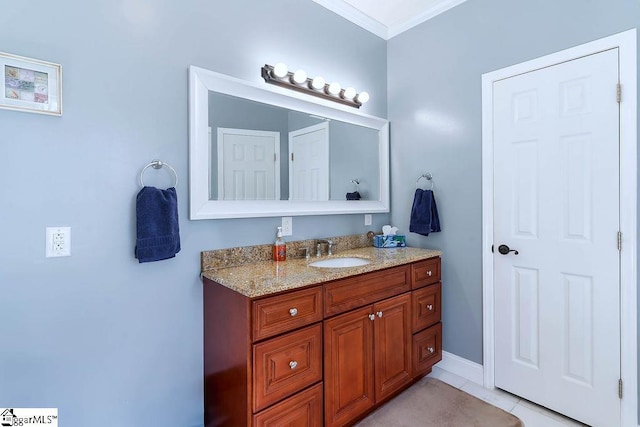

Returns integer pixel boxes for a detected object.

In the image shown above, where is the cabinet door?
[324,306,375,427]
[373,293,412,401]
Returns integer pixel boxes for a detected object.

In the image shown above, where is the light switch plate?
[364,214,372,226]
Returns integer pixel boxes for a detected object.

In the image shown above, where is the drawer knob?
[427,304,433,311]
[376,311,383,318]
[368,314,375,321]
[289,308,298,317]
[428,347,435,354]
[289,360,298,369]
[426,270,432,277]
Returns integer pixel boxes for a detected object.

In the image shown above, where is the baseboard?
[435,351,484,385]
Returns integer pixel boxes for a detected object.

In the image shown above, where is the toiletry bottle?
[273,226,286,261]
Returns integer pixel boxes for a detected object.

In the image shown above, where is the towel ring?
[416,173,433,190]
[139,160,178,188]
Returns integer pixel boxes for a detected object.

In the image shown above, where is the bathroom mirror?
[189,65,389,219]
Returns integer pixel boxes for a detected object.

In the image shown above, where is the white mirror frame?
[189,65,390,219]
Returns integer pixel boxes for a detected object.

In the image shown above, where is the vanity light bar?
[261,64,369,109]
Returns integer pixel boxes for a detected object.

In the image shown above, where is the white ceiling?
[312,0,467,40]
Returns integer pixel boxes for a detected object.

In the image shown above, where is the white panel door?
[493,49,620,426]
[217,128,280,200]
[289,122,329,201]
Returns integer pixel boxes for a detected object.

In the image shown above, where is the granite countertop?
[201,246,442,298]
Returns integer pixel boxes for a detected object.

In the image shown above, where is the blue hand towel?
[409,189,441,236]
[135,186,181,263]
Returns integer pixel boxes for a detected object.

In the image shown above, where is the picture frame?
[1,52,62,116]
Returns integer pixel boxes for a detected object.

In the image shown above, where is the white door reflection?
[289,122,329,201]
[216,128,280,200]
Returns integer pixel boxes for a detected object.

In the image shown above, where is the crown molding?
[388,0,467,39]
[312,0,389,39]
[312,0,468,40]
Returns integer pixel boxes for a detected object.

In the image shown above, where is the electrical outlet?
[281,217,293,236]
[364,214,372,226]
[46,227,71,257]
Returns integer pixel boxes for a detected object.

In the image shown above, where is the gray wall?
[388,0,640,373]
[329,122,379,200]
[0,1,387,426]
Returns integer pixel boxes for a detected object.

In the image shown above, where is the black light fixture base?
[261,65,362,109]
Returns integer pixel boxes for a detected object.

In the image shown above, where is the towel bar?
[139,160,178,188]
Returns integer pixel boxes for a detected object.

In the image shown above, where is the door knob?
[498,244,519,255]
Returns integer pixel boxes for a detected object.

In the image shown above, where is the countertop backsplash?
[201,232,375,272]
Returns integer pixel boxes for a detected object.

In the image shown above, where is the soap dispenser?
[273,226,286,262]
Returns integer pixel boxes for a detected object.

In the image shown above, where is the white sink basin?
[309,257,371,268]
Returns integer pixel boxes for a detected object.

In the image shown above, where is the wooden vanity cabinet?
[203,256,442,427]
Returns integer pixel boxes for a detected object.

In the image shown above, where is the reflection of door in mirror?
[216,128,281,200]
[289,122,329,201]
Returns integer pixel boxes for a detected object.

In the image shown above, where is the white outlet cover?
[281,217,293,236]
[364,214,372,226]
[46,226,71,257]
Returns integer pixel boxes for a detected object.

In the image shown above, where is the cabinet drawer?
[253,383,323,427]
[413,322,442,377]
[412,283,441,332]
[412,257,441,289]
[324,265,411,317]
[253,324,323,412]
[253,286,323,341]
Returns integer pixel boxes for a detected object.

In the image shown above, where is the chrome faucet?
[316,239,334,256]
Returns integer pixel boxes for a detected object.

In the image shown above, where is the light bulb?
[291,69,307,85]
[342,87,356,100]
[356,91,370,104]
[310,76,325,90]
[272,63,288,79]
[327,82,341,96]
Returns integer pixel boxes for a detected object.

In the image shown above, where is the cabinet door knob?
[289,308,298,317]
[427,270,432,277]
[289,360,298,369]
[376,311,383,318]
[427,304,433,311]
[368,314,375,321]
[428,347,435,354]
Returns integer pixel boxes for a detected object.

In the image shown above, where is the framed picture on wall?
[1,52,62,116]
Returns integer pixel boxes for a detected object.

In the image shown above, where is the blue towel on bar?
[409,189,441,236]
[135,186,181,263]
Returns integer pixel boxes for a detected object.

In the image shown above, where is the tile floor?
[428,366,589,426]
